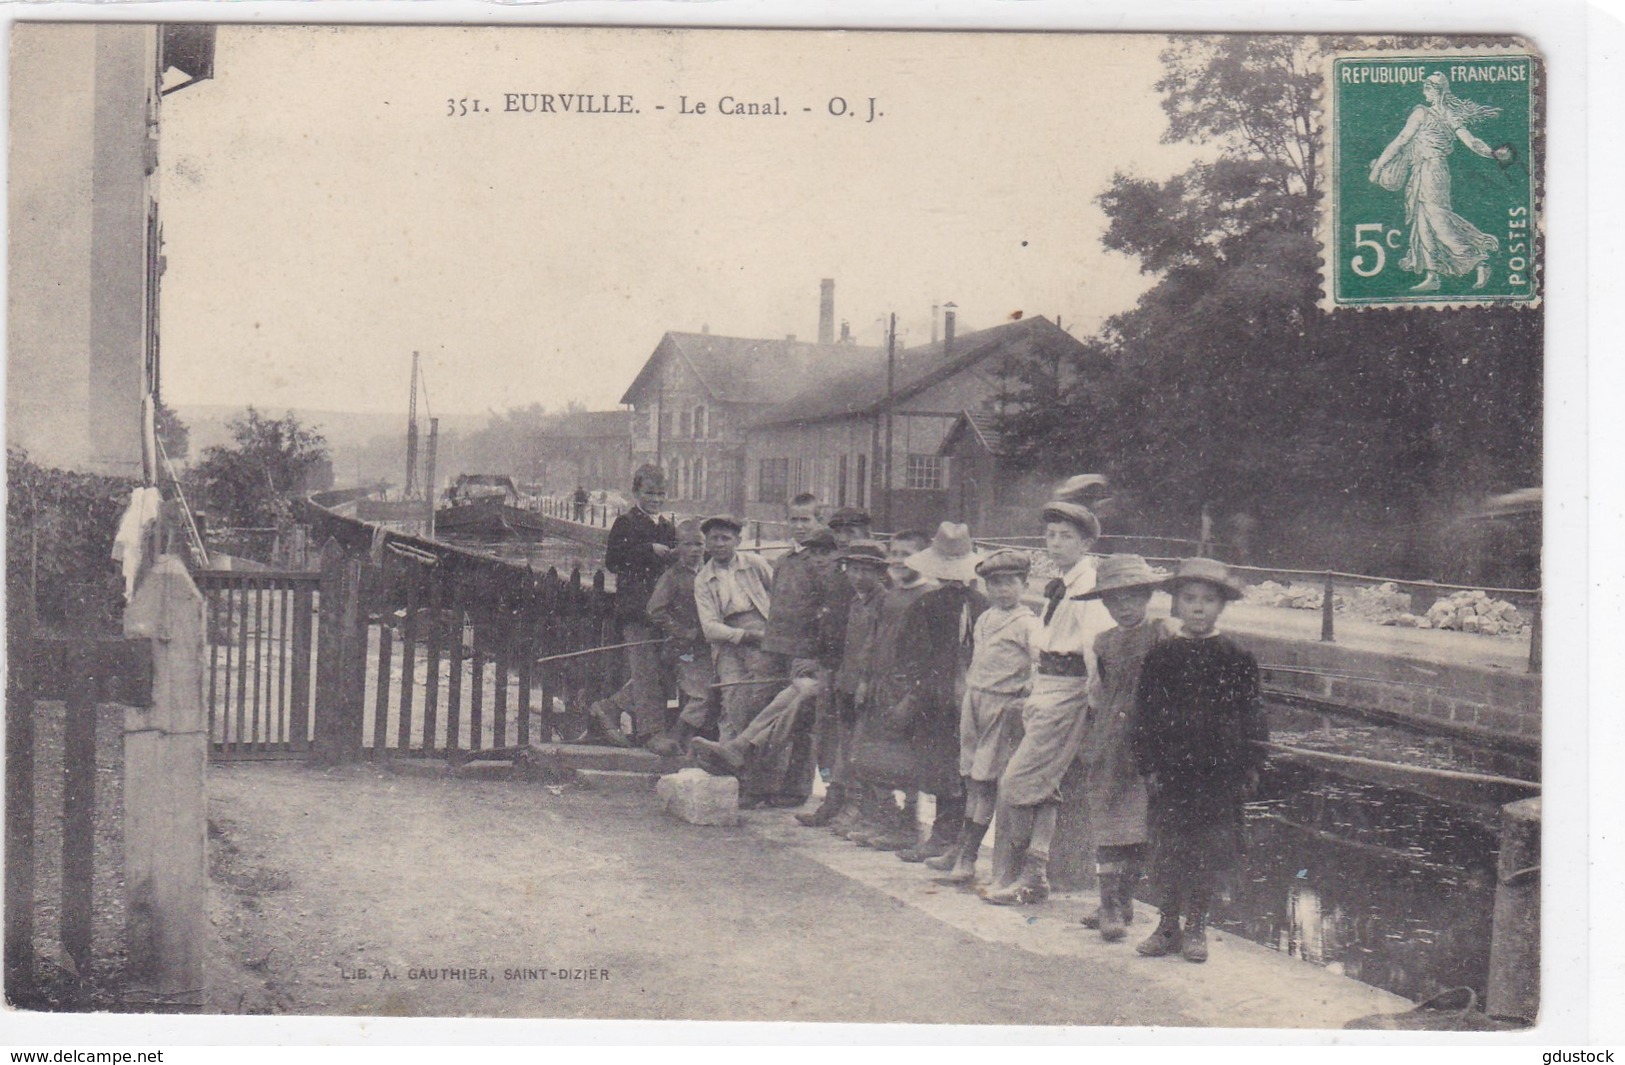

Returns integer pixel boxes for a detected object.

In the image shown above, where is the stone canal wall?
[1250,632,1540,749]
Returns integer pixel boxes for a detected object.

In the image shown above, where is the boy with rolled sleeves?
[1132,557,1268,963]
[693,514,776,743]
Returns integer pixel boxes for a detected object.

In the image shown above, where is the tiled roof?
[751,315,1078,429]
[939,409,1008,457]
[620,334,880,407]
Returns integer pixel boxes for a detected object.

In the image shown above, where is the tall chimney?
[839,320,851,343]
[931,303,940,345]
[818,278,835,345]
[943,302,957,354]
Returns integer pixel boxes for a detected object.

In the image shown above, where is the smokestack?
[931,303,940,345]
[943,302,957,354]
[839,320,851,343]
[818,278,835,345]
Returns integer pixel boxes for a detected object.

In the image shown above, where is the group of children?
[600,463,1270,963]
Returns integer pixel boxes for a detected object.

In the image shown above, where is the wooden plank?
[313,538,367,764]
[516,579,533,748]
[278,580,292,746]
[398,570,420,755]
[446,604,466,760]
[423,570,444,756]
[470,648,486,754]
[373,622,394,758]
[234,584,250,752]
[206,591,220,745]
[289,586,314,751]
[4,607,38,999]
[60,642,98,973]
[121,555,207,1011]
[252,579,265,750]
[492,611,509,749]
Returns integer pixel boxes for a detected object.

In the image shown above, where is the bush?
[6,448,135,634]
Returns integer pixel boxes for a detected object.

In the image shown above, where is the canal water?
[419,528,1535,1007]
[1219,702,1537,1005]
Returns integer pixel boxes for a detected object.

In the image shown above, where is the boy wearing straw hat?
[926,548,1039,885]
[1132,557,1268,963]
[884,523,989,862]
[1072,554,1172,940]
[983,500,1108,906]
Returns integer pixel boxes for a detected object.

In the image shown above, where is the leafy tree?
[154,396,190,464]
[995,35,1541,579]
[188,407,330,527]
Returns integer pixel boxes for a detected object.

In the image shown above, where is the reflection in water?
[1217,722,1506,1004]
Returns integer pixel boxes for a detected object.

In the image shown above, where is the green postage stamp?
[1323,49,1540,309]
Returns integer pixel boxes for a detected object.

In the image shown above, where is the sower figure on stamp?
[1072,554,1172,941]
[983,500,1108,906]
[1368,71,1508,293]
[926,549,1038,886]
[1132,558,1268,964]
[842,529,934,849]
[588,464,676,747]
[885,523,988,863]
[643,518,718,756]
[693,513,776,744]
[691,496,835,808]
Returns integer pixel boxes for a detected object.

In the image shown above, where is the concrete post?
[1486,796,1540,1024]
[121,555,207,1011]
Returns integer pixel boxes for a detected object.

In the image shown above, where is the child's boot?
[796,782,846,827]
[982,851,1050,905]
[929,821,988,885]
[1136,912,1183,957]
[1096,875,1127,942]
[1181,896,1210,963]
[1118,854,1143,930]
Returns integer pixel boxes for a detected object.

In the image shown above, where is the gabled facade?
[619,331,875,515]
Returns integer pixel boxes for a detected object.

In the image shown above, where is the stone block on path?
[656,768,739,826]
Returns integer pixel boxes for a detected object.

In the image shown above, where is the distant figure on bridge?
[1132,557,1268,964]
[572,484,588,523]
[588,465,676,747]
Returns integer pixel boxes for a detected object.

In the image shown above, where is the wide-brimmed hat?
[1053,473,1110,503]
[1040,500,1102,539]
[976,549,1033,580]
[904,522,984,583]
[837,540,889,568]
[1166,557,1244,601]
[700,514,743,536]
[827,506,872,530]
[1074,554,1164,600]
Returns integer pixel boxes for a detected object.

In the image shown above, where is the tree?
[189,407,330,528]
[154,396,190,464]
[995,35,1541,576]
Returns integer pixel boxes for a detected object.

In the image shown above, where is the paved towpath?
[206,761,1407,1028]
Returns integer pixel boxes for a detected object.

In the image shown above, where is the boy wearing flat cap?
[926,549,1039,885]
[1132,558,1268,964]
[1073,555,1172,941]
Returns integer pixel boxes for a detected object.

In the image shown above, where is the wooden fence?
[196,572,318,759]
[301,504,626,762]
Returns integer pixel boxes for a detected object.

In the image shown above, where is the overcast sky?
[158,27,1198,416]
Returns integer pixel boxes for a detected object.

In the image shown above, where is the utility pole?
[404,351,420,500]
[883,312,896,531]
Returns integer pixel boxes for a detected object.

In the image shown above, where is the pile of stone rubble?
[1242,579,1529,638]
[1389,588,1532,638]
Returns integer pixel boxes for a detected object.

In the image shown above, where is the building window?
[836,454,849,507]
[693,405,706,439]
[756,458,789,504]
[855,453,867,508]
[694,457,706,500]
[679,409,691,439]
[905,454,945,491]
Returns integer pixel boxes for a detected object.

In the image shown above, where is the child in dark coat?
[1132,558,1268,963]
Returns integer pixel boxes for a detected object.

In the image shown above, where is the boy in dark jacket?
[590,464,676,746]
[1132,558,1268,964]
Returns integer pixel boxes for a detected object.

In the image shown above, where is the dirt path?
[207,761,1202,1025]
